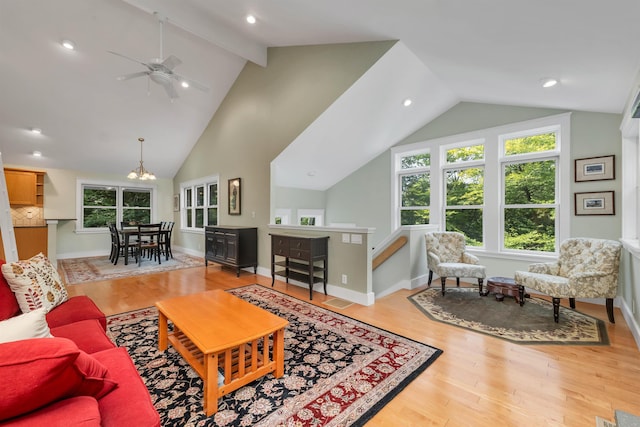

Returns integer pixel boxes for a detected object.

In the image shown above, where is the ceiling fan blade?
[162,82,179,100]
[116,71,149,81]
[172,73,210,92]
[161,55,182,71]
[107,50,151,70]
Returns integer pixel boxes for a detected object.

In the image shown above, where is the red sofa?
[0,260,160,427]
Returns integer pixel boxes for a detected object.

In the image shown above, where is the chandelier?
[127,137,156,180]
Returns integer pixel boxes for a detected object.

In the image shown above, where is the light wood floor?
[66,264,640,427]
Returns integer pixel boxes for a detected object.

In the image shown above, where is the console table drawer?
[289,238,310,251]
[290,249,309,260]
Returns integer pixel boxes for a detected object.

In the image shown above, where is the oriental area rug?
[409,287,609,345]
[107,285,442,426]
[59,252,204,285]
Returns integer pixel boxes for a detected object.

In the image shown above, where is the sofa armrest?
[528,262,559,275]
[461,252,479,265]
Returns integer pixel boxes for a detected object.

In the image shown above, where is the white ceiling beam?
[122,0,267,66]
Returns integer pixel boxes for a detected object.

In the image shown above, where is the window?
[78,182,154,231]
[391,113,570,256]
[398,152,430,225]
[443,143,484,246]
[502,131,558,252]
[274,209,291,225]
[297,209,324,226]
[181,176,218,231]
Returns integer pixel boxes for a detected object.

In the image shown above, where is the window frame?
[76,179,157,233]
[391,113,570,258]
[180,175,219,232]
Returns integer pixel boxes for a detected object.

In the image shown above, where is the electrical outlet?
[341,274,348,284]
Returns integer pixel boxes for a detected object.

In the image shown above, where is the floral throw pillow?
[1,253,68,313]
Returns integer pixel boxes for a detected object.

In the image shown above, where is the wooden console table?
[205,226,257,277]
[270,234,329,300]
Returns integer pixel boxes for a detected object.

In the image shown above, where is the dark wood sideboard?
[205,226,257,277]
[270,233,329,300]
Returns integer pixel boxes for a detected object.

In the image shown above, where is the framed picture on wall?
[575,191,615,215]
[173,194,180,212]
[575,155,615,182]
[228,178,241,215]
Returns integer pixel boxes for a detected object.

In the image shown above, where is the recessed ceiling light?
[61,39,75,50]
[541,78,558,88]
[246,15,256,24]
[403,98,413,107]
[181,81,189,88]
[307,171,316,177]
[32,151,42,157]
[30,128,42,134]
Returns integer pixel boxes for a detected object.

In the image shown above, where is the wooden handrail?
[372,236,408,270]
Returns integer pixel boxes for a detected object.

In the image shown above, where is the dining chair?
[136,223,162,266]
[160,221,175,260]
[109,223,135,265]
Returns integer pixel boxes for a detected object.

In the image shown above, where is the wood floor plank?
[64,263,640,426]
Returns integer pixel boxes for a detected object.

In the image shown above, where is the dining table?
[119,227,171,265]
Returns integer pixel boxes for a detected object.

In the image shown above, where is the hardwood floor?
[66,265,640,427]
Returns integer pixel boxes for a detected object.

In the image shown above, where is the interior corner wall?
[172,41,396,266]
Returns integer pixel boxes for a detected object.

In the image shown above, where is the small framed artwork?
[575,155,615,182]
[228,178,241,215]
[173,194,180,212]
[575,191,615,215]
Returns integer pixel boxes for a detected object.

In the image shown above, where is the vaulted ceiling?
[2,0,639,183]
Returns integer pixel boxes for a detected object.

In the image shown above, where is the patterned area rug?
[107,285,442,426]
[59,252,204,285]
[409,287,609,345]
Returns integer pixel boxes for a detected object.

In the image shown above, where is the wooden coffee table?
[156,289,288,416]
[483,276,526,305]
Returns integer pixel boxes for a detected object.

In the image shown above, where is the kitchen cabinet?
[0,226,48,260]
[4,169,45,206]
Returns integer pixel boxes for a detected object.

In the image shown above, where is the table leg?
[518,285,525,307]
[204,353,219,416]
[158,312,168,351]
[273,328,285,378]
[124,234,130,265]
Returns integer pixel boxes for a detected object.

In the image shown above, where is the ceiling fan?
[108,12,209,100]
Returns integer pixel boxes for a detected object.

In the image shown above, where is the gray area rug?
[408,287,609,345]
[59,252,204,285]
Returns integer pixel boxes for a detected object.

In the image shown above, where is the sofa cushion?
[1,253,68,313]
[0,307,52,343]
[0,338,81,421]
[92,347,161,427]
[46,296,107,330]
[73,349,118,399]
[50,319,114,354]
[0,337,118,421]
[0,396,101,427]
[0,260,20,321]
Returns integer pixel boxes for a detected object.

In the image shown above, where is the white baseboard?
[619,298,640,350]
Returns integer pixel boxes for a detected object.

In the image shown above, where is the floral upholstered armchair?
[425,231,486,296]
[514,238,622,323]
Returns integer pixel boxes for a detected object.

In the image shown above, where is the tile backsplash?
[11,206,45,226]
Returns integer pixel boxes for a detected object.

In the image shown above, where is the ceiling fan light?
[246,15,256,24]
[181,81,189,88]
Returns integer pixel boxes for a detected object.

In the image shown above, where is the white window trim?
[391,112,571,258]
[75,178,157,233]
[179,174,219,233]
[297,209,325,226]
[620,106,640,257]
